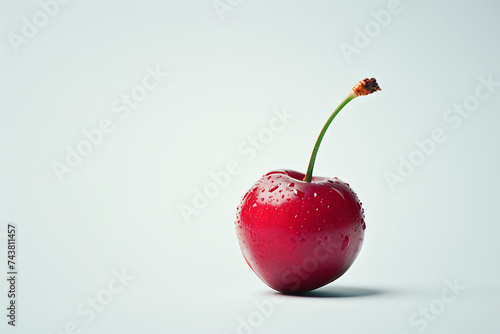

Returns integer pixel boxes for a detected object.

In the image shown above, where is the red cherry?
[235,78,380,293]
[236,170,365,293]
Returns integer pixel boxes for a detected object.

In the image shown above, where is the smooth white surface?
[1,1,499,333]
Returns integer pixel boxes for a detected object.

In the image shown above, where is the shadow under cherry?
[277,286,387,298]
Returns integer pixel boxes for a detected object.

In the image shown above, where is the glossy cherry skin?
[236,169,365,293]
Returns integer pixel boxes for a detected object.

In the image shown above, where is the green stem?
[304,92,357,183]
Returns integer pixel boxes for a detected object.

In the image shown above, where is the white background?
[1,0,499,333]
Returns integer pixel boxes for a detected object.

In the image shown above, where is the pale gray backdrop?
[1,0,499,333]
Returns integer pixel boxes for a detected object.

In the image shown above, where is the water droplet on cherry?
[293,189,304,198]
[269,185,278,192]
[341,235,350,250]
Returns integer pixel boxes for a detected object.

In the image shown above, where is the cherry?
[235,78,381,293]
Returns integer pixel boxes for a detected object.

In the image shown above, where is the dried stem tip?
[352,78,381,97]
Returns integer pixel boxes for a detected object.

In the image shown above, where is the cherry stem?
[303,78,381,183]
[303,93,356,182]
